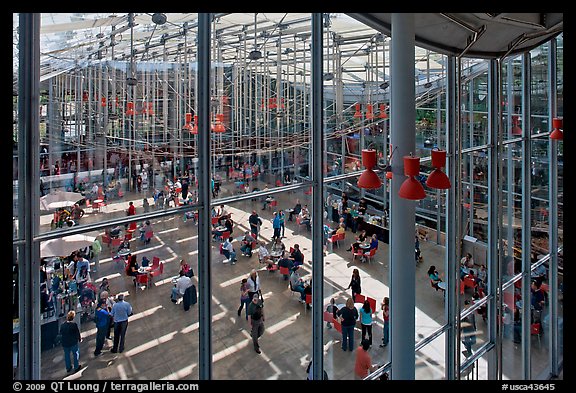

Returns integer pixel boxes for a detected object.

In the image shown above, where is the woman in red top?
[380,297,390,347]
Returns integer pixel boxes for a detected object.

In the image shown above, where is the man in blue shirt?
[110,294,132,353]
[93,300,110,356]
[272,212,281,240]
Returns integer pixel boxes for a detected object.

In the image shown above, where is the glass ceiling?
[13,13,449,92]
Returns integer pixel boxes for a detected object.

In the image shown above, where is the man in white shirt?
[258,242,271,265]
[222,238,237,265]
[171,271,193,303]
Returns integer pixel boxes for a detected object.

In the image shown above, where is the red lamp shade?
[192,115,198,134]
[550,117,563,140]
[126,102,135,116]
[82,91,89,102]
[268,97,277,109]
[386,171,393,179]
[101,97,107,107]
[426,149,451,189]
[147,102,154,116]
[378,103,388,119]
[213,113,226,133]
[353,103,363,119]
[398,156,426,200]
[511,115,522,136]
[366,104,374,120]
[183,113,193,131]
[357,149,382,189]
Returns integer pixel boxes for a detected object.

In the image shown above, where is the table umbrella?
[40,190,85,211]
[40,233,96,257]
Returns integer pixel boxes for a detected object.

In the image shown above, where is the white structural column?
[389,13,416,380]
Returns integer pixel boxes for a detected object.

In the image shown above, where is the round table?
[117,249,131,257]
[285,208,294,213]
[437,282,447,291]
[93,199,103,204]
[138,266,152,274]
[215,226,227,232]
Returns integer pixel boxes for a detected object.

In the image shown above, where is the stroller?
[79,282,97,323]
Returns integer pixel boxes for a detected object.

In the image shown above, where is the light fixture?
[192,115,198,134]
[151,13,167,25]
[101,97,107,107]
[425,149,451,189]
[511,115,522,136]
[249,13,262,61]
[353,103,363,119]
[379,81,389,90]
[126,102,135,116]
[357,149,382,189]
[147,102,154,116]
[398,155,426,200]
[183,113,193,131]
[550,117,563,140]
[378,103,388,119]
[323,72,334,81]
[365,104,374,120]
[213,113,226,133]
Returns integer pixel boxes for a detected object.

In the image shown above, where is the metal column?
[310,12,325,381]
[547,38,560,378]
[445,55,459,379]
[389,13,416,380]
[197,12,213,380]
[17,12,41,380]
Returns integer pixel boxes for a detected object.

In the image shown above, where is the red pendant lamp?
[192,115,198,134]
[550,117,563,140]
[183,113,193,131]
[511,115,522,136]
[147,102,154,116]
[353,103,363,119]
[426,149,451,189]
[82,91,89,102]
[365,104,374,120]
[213,113,226,133]
[101,97,107,107]
[398,155,426,200]
[357,149,382,189]
[378,103,388,119]
[126,102,135,116]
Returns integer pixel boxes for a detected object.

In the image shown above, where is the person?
[142,197,150,213]
[60,310,82,373]
[530,280,546,311]
[461,299,477,357]
[137,175,142,192]
[181,178,189,202]
[222,237,237,264]
[240,231,256,257]
[248,210,263,239]
[93,299,110,356]
[109,224,122,238]
[461,252,474,269]
[336,297,359,351]
[347,229,367,252]
[110,293,132,353]
[278,210,286,237]
[358,197,368,215]
[330,223,346,237]
[289,267,307,303]
[415,234,422,263]
[288,243,304,266]
[71,203,85,222]
[346,268,362,301]
[126,255,140,281]
[270,237,286,257]
[359,299,373,347]
[142,220,154,244]
[272,211,281,240]
[306,358,329,380]
[179,259,194,277]
[98,278,111,300]
[246,269,261,300]
[170,270,193,303]
[288,199,302,221]
[359,234,378,263]
[255,243,271,268]
[127,201,136,217]
[380,297,390,347]
[428,265,444,292]
[237,278,251,320]
[354,339,378,379]
[278,256,295,280]
[91,236,102,273]
[247,292,265,354]
[299,205,311,231]
[325,298,337,328]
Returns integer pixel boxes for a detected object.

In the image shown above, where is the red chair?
[135,273,151,290]
[304,293,312,313]
[221,231,231,242]
[327,232,345,250]
[333,319,342,333]
[151,256,160,269]
[352,248,364,261]
[91,201,101,213]
[364,248,377,264]
[101,233,111,247]
[366,296,377,313]
[111,237,122,249]
[149,262,164,284]
[124,232,133,242]
[275,180,282,187]
[279,266,290,282]
[270,200,278,208]
[323,311,334,324]
[355,294,366,304]
[144,231,154,243]
[211,217,220,226]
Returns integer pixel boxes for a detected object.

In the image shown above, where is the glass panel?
[415,332,446,379]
